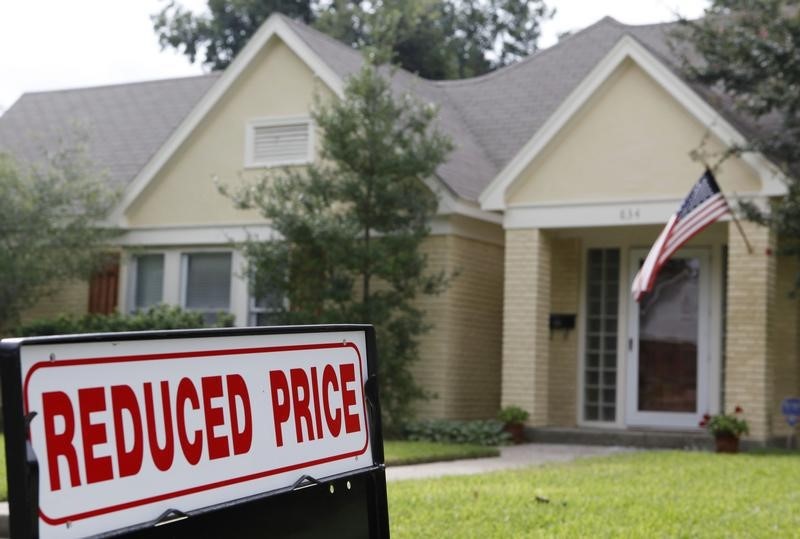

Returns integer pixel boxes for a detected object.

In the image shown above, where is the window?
[132,254,164,311]
[245,116,313,168]
[183,253,232,324]
[584,248,619,422]
[248,290,284,326]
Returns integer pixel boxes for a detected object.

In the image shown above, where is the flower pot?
[714,433,740,453]
[504,422,526,444]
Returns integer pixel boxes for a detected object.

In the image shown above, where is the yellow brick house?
[1,15,796,444]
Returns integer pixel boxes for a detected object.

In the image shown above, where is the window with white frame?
[182,252,232,324]
[132,254,164,311]
[244,116,313,168]
[248,288,284,326]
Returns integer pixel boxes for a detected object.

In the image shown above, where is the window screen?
[133,254,164,311]
[184,253,232,324]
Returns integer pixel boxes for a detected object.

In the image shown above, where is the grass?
[388,450,800,538]
[384,440,499,466]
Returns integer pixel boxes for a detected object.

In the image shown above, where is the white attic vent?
[245,116,313,167]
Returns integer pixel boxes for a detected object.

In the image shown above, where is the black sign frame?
[0,324,389,539]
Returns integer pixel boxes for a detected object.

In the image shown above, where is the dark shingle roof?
[0,15,737,203]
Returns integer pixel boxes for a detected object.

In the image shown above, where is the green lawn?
[388,450,800,538]
[384,441,499,466]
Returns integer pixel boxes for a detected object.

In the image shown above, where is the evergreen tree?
[222,61,453,432]
[677,1,800,283]
[0,146,119,333]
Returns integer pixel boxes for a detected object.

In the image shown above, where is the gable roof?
[0,14,782,217]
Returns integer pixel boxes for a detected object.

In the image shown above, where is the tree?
[677,1,800,283]
[221,61,452,433]
[153,0,553,79]
[0,146,119,333]
[153,0,315,70]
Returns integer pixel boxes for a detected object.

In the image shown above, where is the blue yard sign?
[781,397,800,427]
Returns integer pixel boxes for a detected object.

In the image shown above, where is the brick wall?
[769,240,800,437]
[412,233,505,419]
[725,221,775,441]
[18,279,90,327]
[548,238,580,426]
[501,228,551,425]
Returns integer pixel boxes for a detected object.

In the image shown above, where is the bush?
[404,419,510,446]
[12,305,235,337]
[498,405,530,425]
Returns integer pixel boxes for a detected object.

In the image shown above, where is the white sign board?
[18,329,373,539]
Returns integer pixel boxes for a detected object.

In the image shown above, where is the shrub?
[498,405,530,425]
[12,305,235,337]
[404,419,510,446]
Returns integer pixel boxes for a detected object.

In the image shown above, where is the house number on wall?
[619,207,641,221]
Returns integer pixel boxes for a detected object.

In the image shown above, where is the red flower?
[734,406,743,414]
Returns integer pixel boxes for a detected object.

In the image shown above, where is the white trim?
[427,177,503,225]
[625,247,713,429]
[503,195,773,230]
[479,35,787,212]
[244,115,314,168]
[110,14,345,225]
[117,223,276,246]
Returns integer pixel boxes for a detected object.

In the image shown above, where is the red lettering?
[42,391,81,491]
[339,364,360,434]
[290,368,315,443]
[143,381,174,471]
[111,385,143,477]
[78,387,113,484]
[270,370,290,447]
[226,374,252,455]
[310,367,324,440]
[176,378,202,465]
[201,376,229,460]
[322,365,341,437]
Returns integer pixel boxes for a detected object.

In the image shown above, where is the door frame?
[625,247,711,428]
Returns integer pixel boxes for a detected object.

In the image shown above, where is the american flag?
[631,169,730,302]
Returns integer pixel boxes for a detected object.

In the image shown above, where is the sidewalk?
[386,443,634,481]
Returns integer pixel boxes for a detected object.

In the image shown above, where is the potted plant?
[498,405,530,444]
[699,406,749,453]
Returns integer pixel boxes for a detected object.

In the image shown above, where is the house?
[1,14,796,445]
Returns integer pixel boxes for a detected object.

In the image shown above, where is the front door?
[626,248,710,428]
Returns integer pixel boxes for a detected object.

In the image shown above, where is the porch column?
[725,221,775,441]
[501,228,551,425]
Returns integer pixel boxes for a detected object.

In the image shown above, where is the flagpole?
[728,209,754,254]
[698,160,755,255]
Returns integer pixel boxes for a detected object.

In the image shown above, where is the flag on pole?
[631,169,730,302]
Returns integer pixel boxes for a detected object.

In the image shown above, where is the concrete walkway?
[386,443,634,481]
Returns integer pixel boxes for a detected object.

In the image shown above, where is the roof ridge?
[279,13,364,61]
[18,73,220,99]
[432,16,626,89]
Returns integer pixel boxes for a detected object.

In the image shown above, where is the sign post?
[781,397,800,449]
[1,325,389,538]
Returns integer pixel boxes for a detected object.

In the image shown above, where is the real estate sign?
[1,326,388,539]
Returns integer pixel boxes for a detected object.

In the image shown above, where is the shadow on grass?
[745,447,800,457]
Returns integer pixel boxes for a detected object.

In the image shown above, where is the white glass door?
[626,248,710,428]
